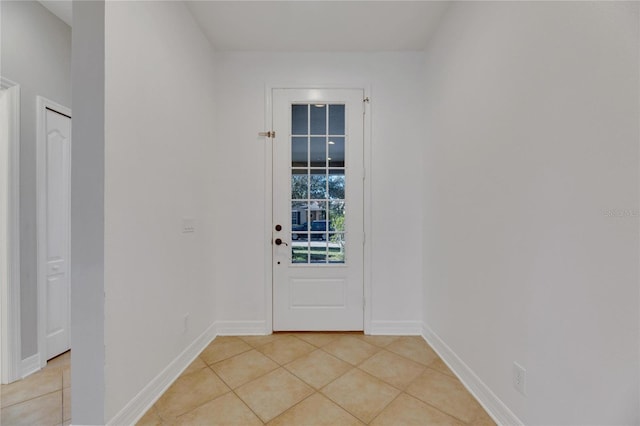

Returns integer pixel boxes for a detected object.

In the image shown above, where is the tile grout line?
[263,390,319,424]
[205,353,282,425]
[249,338,317,423]
[403,391,471,425]
[171,388,238,424]
[270,344,364,424]
[312,359,391,425]
[366,390,405,425]
[0,384,64,410]
[209,350,278,388]
[154,362,231,423]
[229,386,268,425]
[401,363,484,425]
[195,336,312,424]
[345,366,402,422]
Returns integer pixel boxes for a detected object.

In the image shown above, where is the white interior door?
[272,88,364,331]
[41,105,71,360]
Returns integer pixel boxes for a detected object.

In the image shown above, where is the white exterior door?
[272,88,364,331]
[42,106,71,360]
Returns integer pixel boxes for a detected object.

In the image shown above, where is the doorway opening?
[36,97,72,367]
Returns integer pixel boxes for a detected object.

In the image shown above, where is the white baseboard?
[20,353,41,378]
[215,320,268,335]
[421,324,524,426]
[370,320,422,335]
[107,322,218,426]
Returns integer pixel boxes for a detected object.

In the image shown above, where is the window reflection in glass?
[289,103,346,265]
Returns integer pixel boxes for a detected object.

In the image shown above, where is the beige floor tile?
[0,390,62,426]
[406,369,483,423]
[258,335,316,365]
[155,367,230,420]
[285,349,351,389]
[62,366,71,389]
[212,349,278,389]
[470,407,498,426]
[1,367,63,408]
[235,368,314,423]
[136,406,164,426]
[211,335,245,344]
[268,393,363,426]
[386,336,439,366]
[46,351,71,370]
[357,335,401,348]
[200,338,252,365]
[62,387,71,422]
[322,336,380,366]
[359,350,425,390]
[370,393,463,426]
[181,357,208,377]
[30,335,489,426]
[175,392,262,426]
[293,332,341,348]
[430,357,456,377]
[321,369,399,423]
[240,334,284,348]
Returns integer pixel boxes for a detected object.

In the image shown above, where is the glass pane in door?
[328,137,345,167]
[290,103,346,264]
[310,104,327,135]
[291,137,308,167]
[292,104,308,135]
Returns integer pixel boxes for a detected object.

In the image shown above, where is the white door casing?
[0,78,21,384]
[37,97,71,363]
[272,88,364,331]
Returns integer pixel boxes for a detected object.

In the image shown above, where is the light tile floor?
[0,336,496,425]
[0,350,71,426]
[138,334,496,425]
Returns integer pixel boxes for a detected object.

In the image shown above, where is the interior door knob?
[275,224,282,231]
[274,238,288,246]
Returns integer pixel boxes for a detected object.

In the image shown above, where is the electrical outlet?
[183,313,189,334]
[513,362,526,395]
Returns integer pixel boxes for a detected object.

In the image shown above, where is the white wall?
[0,0,71,360]
[422,2,639,424]
[103,1,217,421]
[71,1,106,422]
[213,52,424,333]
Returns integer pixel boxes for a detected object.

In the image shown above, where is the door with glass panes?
[272,88,364,331]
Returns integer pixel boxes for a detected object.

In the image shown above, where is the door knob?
[275,224,282,231]
[274,238,288,246]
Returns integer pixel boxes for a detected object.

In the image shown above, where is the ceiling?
[38,0,72,26]
[38,1,450,52]
[185,1,449,51]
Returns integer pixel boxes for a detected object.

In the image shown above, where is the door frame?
[0,77,21,384]
[36,96,72,368]
[264,84,373,334]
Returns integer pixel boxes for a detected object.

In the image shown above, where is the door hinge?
[259,131,276,138]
